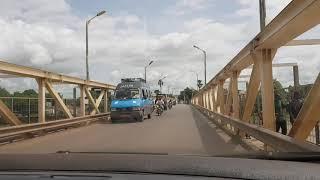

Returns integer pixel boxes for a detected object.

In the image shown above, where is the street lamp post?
[144,60,154,82]
[193,45,207,85]
[158,76,167,93]
[86,10,106,81]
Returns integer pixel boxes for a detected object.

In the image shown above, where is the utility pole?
[204,51,207,85]
[293,65,300,87]
[259,0,266,31]
[86,21,89,80]
[73,87,77,117]
[258,0,265,126]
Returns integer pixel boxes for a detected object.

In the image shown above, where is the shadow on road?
[190,106,248,155]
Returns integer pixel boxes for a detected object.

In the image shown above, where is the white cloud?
[0,0,318,95]
[165,0,213,16]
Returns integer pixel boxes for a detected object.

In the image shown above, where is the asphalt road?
[0,104,246,155]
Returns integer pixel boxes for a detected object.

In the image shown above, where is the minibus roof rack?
[121,78,146,83]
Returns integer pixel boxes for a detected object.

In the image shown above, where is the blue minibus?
[110,78,153,122]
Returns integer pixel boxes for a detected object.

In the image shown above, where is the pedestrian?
[275,93,287,135]
[288,90,303,125]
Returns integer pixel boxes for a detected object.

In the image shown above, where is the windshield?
[0,0,319,176]
[115,88,140,99]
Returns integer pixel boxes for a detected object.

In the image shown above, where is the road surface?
[0,105,246,155]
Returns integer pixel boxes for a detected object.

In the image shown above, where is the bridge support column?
[226,79,233,115]
[232,71,240,119]
[206,91,210,109]
[259,49,277,131]
[208,87,214,111]
[211,86,217,112]
[37,78,46,123]
[201,93,205,107]
[217,80,225,114]
[204,92,206,108]
[73,87,77,117]
[80,85,86,116]
[104,89,109,113]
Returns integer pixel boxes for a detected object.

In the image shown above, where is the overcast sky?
[0,0,319,96]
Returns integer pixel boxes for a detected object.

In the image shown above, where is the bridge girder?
[192,0,320,148]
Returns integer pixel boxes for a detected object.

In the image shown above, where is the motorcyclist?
[163,97,168,110]
[168,99,173,109]
[156,98,164,111]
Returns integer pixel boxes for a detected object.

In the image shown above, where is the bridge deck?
[0,105,246,155]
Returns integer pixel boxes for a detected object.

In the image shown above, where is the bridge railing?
[194,105,320,152]
[0,96,110,126]
[0,60,116,126]
[0,113,110,145]
[192,0,320,151]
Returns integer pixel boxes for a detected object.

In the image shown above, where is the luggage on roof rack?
[121,78,146,83]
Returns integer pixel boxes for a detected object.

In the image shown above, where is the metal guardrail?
[193,105,320,152]
[0,113,110,144]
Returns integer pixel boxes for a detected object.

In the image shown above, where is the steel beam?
[257,0,320,49]
[197,0,320,93]
[85,88,100,114]
[247,63,298,68]
[45,81,73,119]
[0,60,115,89]
[0,99,22,126]
[241,58,261,123]
[285,39,320,46]
[90,90,105,115]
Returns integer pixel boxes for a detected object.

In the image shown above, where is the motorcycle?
[155,104,163,116]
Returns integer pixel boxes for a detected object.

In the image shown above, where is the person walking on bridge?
[288,90,303,125]
[275,93,287,135]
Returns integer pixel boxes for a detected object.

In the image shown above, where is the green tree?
[0,87,10,97]
[13,89,38,97]
[21,89,38,97]
[178,87,197,104]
